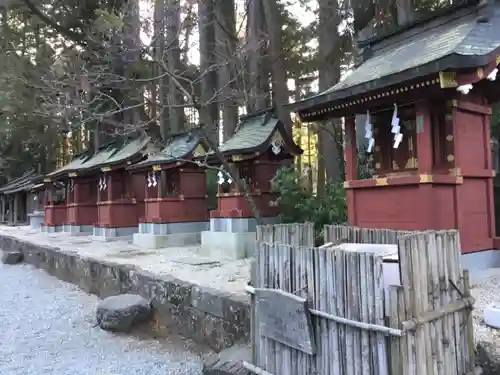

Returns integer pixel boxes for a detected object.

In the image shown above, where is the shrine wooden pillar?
[484,104,495,242]
[345,116,357,226]
[13,194,18,224]
[415,101,434,228]
[73,179,81,204]
[1,196,5,222]
[107,173,115,201]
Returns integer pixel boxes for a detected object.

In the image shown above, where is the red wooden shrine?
[128,133,209,225]
[209,110,302,220]
[42,180,68,230]
[290,0,500,253]
[66,175,98,229]
[43,152,92,230]
[92,137,150,232]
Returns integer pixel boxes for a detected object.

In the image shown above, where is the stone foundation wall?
[0,234,250,351]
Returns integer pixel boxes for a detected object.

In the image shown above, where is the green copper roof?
[129,133,201,170]
[218,114,279,154]
[214,110,302,157]
[46,152,92,178]
[45,135,150,178]
[99,135,150,167]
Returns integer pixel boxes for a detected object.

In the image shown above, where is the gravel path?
[0,261,208,375]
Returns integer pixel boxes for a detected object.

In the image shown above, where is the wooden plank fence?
[244,224,478,375]
[324,224,413,245]
[257,222,315,246]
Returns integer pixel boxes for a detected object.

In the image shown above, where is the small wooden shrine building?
[0,170,40,226]
[43,152,93,233]
[128,131,210,248]
[201,109,302,259]
[288,0,500,256]
[81,135,151,239]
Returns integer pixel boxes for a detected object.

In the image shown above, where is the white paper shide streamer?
[146,172,157,188]
[217,168,233,185]
[98,175,107,191]
[457,84,473,95]
[488,68,498,81]
[391,103,403,149]
[364,110,375,153]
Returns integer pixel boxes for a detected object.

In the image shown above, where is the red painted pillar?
[73,179,81,204]
[107,173,114,201]
[415,101,434,229]
[345,116,357,226]
[415,101,433,174]
[483,104,496,243]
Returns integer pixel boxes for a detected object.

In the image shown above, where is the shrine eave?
[288,52,499,122]
[45,152,92,180]
[0,170,38,195]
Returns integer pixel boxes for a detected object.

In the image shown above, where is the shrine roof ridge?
[93,135,150,169]
[46,135,150,178]
[357,0,483,50]
[287,0,500,119]
[127,131,205,170]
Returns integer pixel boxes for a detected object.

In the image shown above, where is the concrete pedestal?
[92,226,137,242]
[28,210,45,230]
[201,217,279,260]
[133,222,208,249]
[201,230,256,260]
[62,224,93,236]
[41,225,63,233]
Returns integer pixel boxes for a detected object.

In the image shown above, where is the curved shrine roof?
[211,110,302,158]
[128,132,203,171]
[46,135,150,178]
[0,169,38,195]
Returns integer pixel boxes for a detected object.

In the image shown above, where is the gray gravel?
[0,261,207,375]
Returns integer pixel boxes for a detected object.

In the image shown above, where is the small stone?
[96,294,152,332]
[1,251,24,265]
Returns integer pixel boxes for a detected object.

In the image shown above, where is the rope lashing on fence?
[242,361,275,375]
[245,285,404,337]
[401,296,475,332]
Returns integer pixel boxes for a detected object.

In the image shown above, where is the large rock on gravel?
[1,251,24,265]
[96,294,152,332]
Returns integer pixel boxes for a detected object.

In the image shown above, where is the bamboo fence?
[244,224,477,375]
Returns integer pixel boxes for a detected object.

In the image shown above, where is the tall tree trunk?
[153,0,168,139]
[395,0,416,25]
[246,0,270,112]
[1,5,7,50]
[215,0,238,141]
[198,0,219,140]
[318,0,342,183]
[122,0,142,128]
[261,0,292,132]
[166,0,185,134]
[294,80,302,177]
